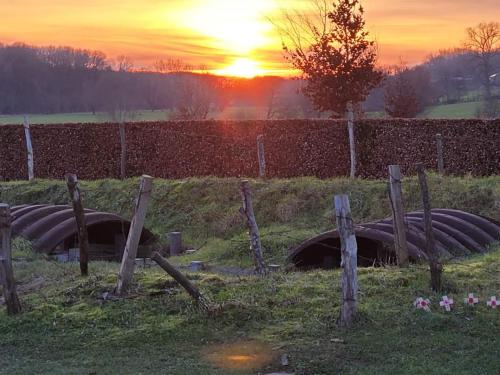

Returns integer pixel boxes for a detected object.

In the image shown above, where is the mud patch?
[201,340,278,370]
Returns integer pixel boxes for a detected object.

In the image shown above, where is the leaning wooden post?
[435,134,445,175]
[151,251,210,310]
[23,115,34,181]
[416,163,442,292]
[334,195,358,327]
[346,102,356,179]
[240,180,267,275]
[115,175,154,295]
[119,115,127,180]
[0,204,22,315]
[256,135,266,178]
[388,165,409,267]
[65,174,90,276]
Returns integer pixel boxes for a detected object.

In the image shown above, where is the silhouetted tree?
[384,64,432,118]
[279,0,383,177]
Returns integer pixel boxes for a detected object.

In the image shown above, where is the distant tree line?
[1,26,499,120]
[0,43,316,119]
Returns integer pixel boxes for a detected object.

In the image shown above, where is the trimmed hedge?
[0,119,498,181]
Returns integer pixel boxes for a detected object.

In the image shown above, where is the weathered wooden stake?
[240,180,267,275]
[346,102,356,179]
[23,115,34,181]
[416,163,442,292]
[151,251,210,310]
[0,204,22,315]
[257,135,266,178]
[119,117,127,180]
[169,231,182,256]
[435,134,445,175]
[65,174,89,276]
[115,175,153,295]
[388,165,409,267]
[334,195,358,328]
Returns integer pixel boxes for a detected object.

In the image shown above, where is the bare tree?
[464,22,500,116]
[116,55,134,72]
[153,58,193,73]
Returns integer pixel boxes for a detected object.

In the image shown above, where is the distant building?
[490,73,500,86]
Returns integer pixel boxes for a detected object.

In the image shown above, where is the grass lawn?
[1,240,499,374]
[418,101,495,119]
[0,176,499,374]
[0,110,170,125]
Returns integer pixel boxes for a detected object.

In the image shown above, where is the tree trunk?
[347,102,356,178]
[0,204,22,315]
[334,195,358,328]
[115,175,153,295]
[65,174,90,276]
[416,163,442,292]
[240,180,267,275]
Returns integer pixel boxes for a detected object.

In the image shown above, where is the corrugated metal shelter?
[10,204,155,260]
[288,209,500,269]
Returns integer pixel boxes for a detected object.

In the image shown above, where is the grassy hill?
[1,175,498,267]
[0,176,499,374]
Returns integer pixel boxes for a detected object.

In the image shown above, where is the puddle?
[201,340,278,370]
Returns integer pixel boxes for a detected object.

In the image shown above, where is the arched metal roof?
[10,204,155,255]
[288,209,500,269]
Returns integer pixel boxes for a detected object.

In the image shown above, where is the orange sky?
[1,0,499,76]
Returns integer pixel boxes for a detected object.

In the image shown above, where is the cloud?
[0,0,499,72]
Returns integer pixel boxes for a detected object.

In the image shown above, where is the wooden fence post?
[119,117,127,180]
[151,251,210,310]
[23,115,34,181]
[257,135,266,178]
[240,180,267,275]
[388,165,409,267]
[435,134,445,175]
[346,102,356,179]
[115,175,154,295]
[334,195,358,327]
[65,174,90,276]
[0,204,22,315]
[416,163,442,292]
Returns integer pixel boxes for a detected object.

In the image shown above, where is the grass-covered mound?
[1,175,498,266]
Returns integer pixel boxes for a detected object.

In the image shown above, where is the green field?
[0,98,498,125]
[0,176,499,374]
[0,110,170,125]
[418,101,484,119]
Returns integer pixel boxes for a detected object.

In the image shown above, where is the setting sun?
[215,58,264,78]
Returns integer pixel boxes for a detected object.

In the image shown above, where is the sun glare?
[216,58,264,78]
[179,0,277,55]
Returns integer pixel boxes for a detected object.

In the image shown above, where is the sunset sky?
[1,0,499,76]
